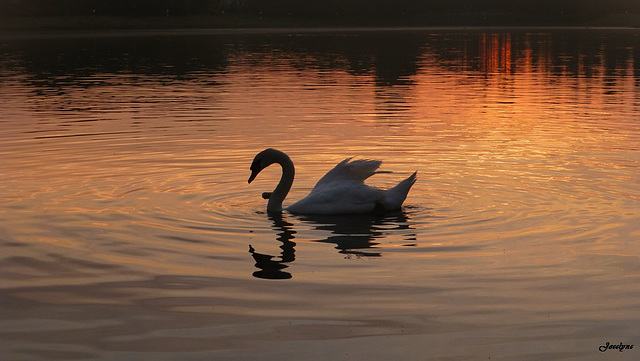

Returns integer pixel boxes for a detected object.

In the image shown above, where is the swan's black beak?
[248,160,261,184]
[248,169,259,184]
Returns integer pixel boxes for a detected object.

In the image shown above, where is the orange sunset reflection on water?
[1,28,639,361]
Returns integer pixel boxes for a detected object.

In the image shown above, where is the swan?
[248,148,417,214]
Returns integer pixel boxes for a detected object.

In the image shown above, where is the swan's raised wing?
[311,158,388,192]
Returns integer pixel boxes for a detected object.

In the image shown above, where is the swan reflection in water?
[249,211,416,279]
[249,213,296,280]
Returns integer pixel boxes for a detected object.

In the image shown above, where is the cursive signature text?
[599,342,634,352]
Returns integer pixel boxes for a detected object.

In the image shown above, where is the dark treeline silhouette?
[242,0,639,18]
[1,0,639,25]
[0,0,215,16]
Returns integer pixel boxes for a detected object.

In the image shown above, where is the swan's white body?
[248,148,417,214]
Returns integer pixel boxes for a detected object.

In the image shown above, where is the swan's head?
[248,148,284,184]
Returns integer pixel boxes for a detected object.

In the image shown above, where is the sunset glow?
[1,28,639,361]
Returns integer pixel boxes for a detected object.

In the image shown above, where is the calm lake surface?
[1,27,639,360]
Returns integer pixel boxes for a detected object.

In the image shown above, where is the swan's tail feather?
[384,171,417,210]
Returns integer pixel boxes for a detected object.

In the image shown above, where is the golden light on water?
[1,29,639,360]
[480,32,512,73]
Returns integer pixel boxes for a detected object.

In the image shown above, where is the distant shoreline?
[1,13,639,32]
[2,26,640,41]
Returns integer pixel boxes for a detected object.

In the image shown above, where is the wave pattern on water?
[1,28,639,360]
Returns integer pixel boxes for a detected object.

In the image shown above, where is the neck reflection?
[249,212,296,280]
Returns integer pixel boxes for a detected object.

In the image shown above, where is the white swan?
[248,148,417,214]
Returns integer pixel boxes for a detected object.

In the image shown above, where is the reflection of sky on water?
[3,29,637,148]
[1,28,639,361]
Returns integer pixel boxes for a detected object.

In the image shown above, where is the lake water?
[1,27,639,360]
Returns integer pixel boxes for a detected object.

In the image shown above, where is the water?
[1,28,639,360]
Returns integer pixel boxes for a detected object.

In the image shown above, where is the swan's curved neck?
[268,153,295,213]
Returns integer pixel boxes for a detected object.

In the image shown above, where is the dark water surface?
[1,28,639,360]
